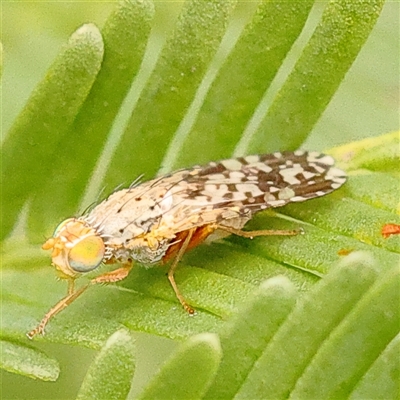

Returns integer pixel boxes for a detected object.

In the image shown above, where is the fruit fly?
[27,150,346,338]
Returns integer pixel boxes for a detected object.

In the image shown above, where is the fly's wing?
[155,150,347,232]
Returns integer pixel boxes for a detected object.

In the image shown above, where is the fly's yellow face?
[42,218,105,278]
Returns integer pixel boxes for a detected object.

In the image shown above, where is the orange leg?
[90,263,133,284]
[168,228,196,314]
[167,225,302,315]
[27,263,133,339]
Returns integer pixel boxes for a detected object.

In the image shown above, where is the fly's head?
[42,218,105,279]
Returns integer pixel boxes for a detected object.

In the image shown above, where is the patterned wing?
[92,151,346,237]
[170,150,347,216]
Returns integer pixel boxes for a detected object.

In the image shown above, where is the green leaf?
[134,253,399,399]
[228,213,399,276]
[170,0,314,168]
[203,276,297,399]
[234,252,380,399]
[137,333,222,400]
[0,339,59,381]
[2,24,104,240]
[104,0,238,188]
[1,263,222,347]
[282,197,400,252]
[243,0,385,153]
[289,264,400,399]
[330,131,400,174]
[341,171,399,214]
[0,41,3,79]
[349,333,400,400]
[27,0,155,241]
[2,2,397,398]
[76,329,136,400]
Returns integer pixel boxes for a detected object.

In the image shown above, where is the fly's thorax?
[86,186,175,241]
[85,185,184,265]
[42,218,106,278]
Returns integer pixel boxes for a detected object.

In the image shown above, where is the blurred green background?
[2,1,398,147]
[1,1,399,399]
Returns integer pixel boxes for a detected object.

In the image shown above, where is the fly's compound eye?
[68,235,105,273]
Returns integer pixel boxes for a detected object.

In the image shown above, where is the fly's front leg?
[27,281,89,339]
[27,263,133,339]
[90,262,133,284]
[215,224,303,239]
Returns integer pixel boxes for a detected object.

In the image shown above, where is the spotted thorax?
[27,150,346,338]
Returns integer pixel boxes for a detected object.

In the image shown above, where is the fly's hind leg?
[215,224,303,239]
[164,224,302,317]
[167,228,196,314]
[27,263,133,339]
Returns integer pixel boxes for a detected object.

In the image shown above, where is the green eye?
[53,218,74,236]
[68,235,105,273]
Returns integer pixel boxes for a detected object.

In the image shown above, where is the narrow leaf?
[244,0,385,153]
[290,265,400,398]
[28,0,155,240]
[235,252,378,399]
[330,130,400,174]
[104,0,237,188]
[2,24,104,240]
[0,41,3,79]
[1,262,222,346]
[172,0,314,167]
[204,276,297,399]
[137,333,221,400]
[76,329,136,400]
[231,214,399,276]
[341,171,400,214]
[0,340,59,381]
[283,197,400,253]
[349,333,400,400]
[185,242,319,291]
